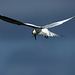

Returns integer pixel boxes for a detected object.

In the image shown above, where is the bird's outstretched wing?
[0,15,41,29]
[43,16,75,28]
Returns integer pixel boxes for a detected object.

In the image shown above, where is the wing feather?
[43,16,75,28]
[0,15,41,29]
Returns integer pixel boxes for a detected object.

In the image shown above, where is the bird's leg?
[46,36,48,39]
[44,36,48,39]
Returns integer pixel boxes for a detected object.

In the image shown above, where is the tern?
[0,15,75,40]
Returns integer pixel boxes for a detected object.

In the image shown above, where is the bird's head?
[32,29,36,35]
[32,29,37,40]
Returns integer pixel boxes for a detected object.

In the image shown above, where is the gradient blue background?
[0,0,75,75]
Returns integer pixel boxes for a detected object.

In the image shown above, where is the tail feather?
[49,31,63,37]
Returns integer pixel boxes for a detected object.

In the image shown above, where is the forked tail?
[49,31,64,37]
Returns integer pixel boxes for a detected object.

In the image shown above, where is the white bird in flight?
[0,15,75,40]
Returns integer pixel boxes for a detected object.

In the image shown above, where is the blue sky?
[0,0,75,75]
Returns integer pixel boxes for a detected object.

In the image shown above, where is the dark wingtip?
[0,15,2,18]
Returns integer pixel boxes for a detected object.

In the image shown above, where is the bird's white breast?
[42,28,49,34]
[38,28,50,36]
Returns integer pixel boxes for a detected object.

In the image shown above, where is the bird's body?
[0,15,75,40]
[32,28,58,39]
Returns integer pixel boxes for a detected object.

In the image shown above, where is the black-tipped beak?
[34,35,36,40]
